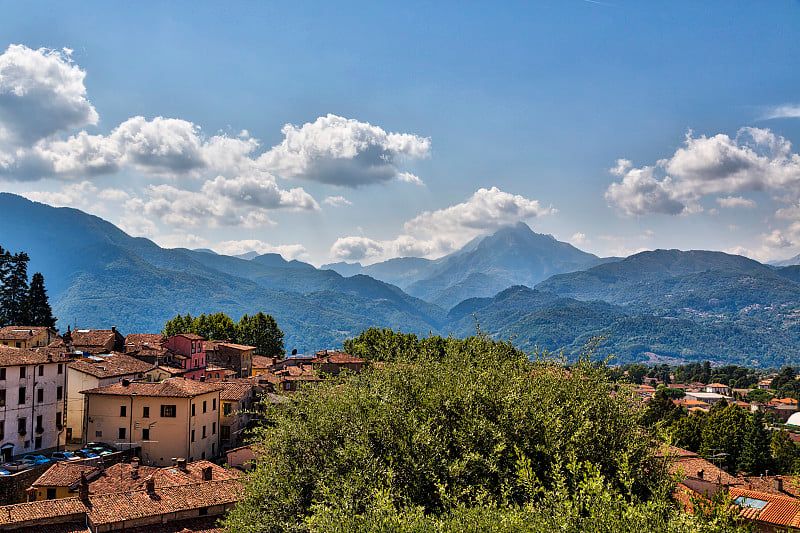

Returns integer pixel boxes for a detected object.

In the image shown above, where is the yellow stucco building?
[81,378,222,466]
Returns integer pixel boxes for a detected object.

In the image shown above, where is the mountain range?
[3,191,800,367]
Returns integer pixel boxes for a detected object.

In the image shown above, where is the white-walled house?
[0,346,68,460]
[66,353,154,442]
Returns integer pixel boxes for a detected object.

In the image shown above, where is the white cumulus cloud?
[0,45,97,148]
[606,128,800,216]
[258,114,430,187]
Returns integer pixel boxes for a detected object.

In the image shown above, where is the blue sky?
[1,1,799,264]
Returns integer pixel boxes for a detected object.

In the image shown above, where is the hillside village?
[0,324,798,530]
[0,323,369,529]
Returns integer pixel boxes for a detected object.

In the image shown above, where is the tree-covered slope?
[0,193,444,349]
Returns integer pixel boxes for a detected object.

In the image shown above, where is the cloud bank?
[605,128,800,216]
[330,187,555,261]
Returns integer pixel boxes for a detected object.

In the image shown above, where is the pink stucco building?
[164,334,206,380]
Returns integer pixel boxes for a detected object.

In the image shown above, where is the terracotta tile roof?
[0,326,54,340]
[86,479,242,525]
[219,381,258,401]
[0,345,62,367]
[32,462,100,488]
[217,342,256,352]
[0,498,88,526]
[252,355,275,368]
[313,351,366,364]
[739,476,800,498]
[124,333,166,348]
[88,462,159,494]
[68,353,154,378]
[81,377,222,398]
[173,333,205,340]
[88,460,237,494]
[729,486,800,528]
[0,479,242,528]
[666,446,741,487]
[707,383,728,388]
[70,329,117,348]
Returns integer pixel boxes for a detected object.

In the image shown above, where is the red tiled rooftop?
[0,326,54,340]
[32,462,100,488]
[81,377,222,398]
[68,353,154,379]
[217,342,256,352]
[0,345,63,367]
[0,479,242,527]
[70,329,117,348]
[729,487,800,529]
[124,333,166,347]
[172,333,205,340]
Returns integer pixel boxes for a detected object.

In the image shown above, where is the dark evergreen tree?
[0,252,30,325]
[27,272,56,327]
[737,410,772,475]
[0,246,9,325]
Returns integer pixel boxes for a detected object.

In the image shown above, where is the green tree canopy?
[699,403,748,471]
[238,312,285,357]
[737,410,772,475]
[770,430,798,475]
[163,311,285,355]
[225,333,746,533]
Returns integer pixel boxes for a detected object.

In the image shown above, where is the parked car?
[1,461,32,472]
[21,455,51,465]
[50,451,78,461]
[74,449,99,459]
[85,442,117,455]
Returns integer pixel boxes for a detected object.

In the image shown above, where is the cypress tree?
[0,246,8,325]
[0,252,30,325]
[27,272,56,327]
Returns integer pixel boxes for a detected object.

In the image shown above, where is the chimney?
[171,457,178,467]
[775,476,783,492]
[98,458,105,473]
[26,488,37,502]
[697,469,704,480]
[131,457,140,479]
[111,326,116,333]
[177,458,187,470]
[202,466,213,481]
[145,476,155,493]
[79,472,90,501]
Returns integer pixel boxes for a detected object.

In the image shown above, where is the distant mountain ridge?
[325,222,615,308]
[0,193,443,350]
[5,191,800,367]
